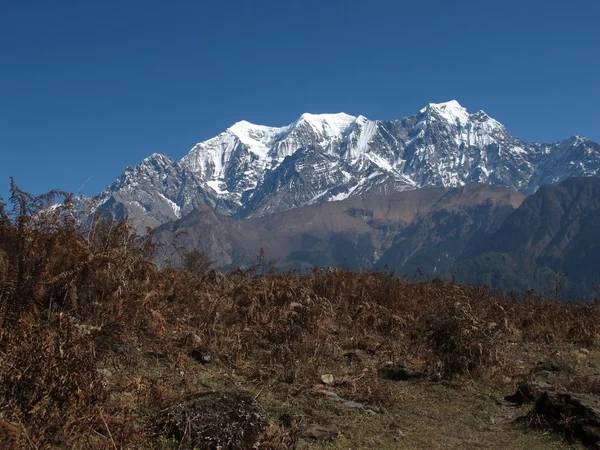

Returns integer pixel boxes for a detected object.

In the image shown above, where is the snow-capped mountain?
[95,100,600,231]
[95,154,218,232]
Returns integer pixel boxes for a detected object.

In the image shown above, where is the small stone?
[300,424,339,441]
[189,348,213,364]
[339,400,365,409]
[504,380,553,404]
[378,362,427,381]
[528,391,600,447]
[534,360,572,374]
[181,331,203,348]
[97,368,113,378]
[317,389,339,398]
[321,374,334,385]
[343,351,361,363]
[79,323,100,335]
[279,412,294,428]
[144,351,168,360]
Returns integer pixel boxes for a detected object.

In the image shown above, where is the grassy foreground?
[0,184,598,449]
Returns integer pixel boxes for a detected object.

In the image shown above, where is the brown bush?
[0,319,105,447]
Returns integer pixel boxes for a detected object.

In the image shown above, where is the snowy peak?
[228,120,281,138]
[418,100,504,132]
[141,153,175,165]
[420,100,466,112]
[96,101,600,231]
[226,120,282,158]
[563,135,590,147]
[413,100,509,150]
[420,100,470,126]
[295,112,357,136]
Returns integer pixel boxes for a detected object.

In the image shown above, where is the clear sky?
[1,0,598,197]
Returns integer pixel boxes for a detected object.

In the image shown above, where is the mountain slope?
[149,183,524,271]
[374,184,524,275]
[451,177,600,298]
[95,154,232,233]
[148,176,600,299]
[96,100,600,230]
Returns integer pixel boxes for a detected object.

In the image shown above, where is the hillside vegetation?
[1,181,600,449]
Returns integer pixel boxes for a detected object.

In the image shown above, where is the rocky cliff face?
[94,154,222,233]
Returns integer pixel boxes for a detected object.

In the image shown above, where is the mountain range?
[88,100,600,299]
[94,100,600,233]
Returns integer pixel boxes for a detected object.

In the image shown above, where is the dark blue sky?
[1,0,598,197]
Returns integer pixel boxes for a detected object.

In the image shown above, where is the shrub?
[182,248,213,275]
[0,319,105,447]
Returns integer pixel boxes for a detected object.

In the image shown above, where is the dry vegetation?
[0,180,599,449]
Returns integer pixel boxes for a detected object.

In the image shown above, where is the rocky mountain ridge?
[95,100,600,233]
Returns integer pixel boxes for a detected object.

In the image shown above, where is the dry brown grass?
[0,182,599,448]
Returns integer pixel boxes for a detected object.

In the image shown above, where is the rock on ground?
[529,391,600,449]
[158,391,268,449]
